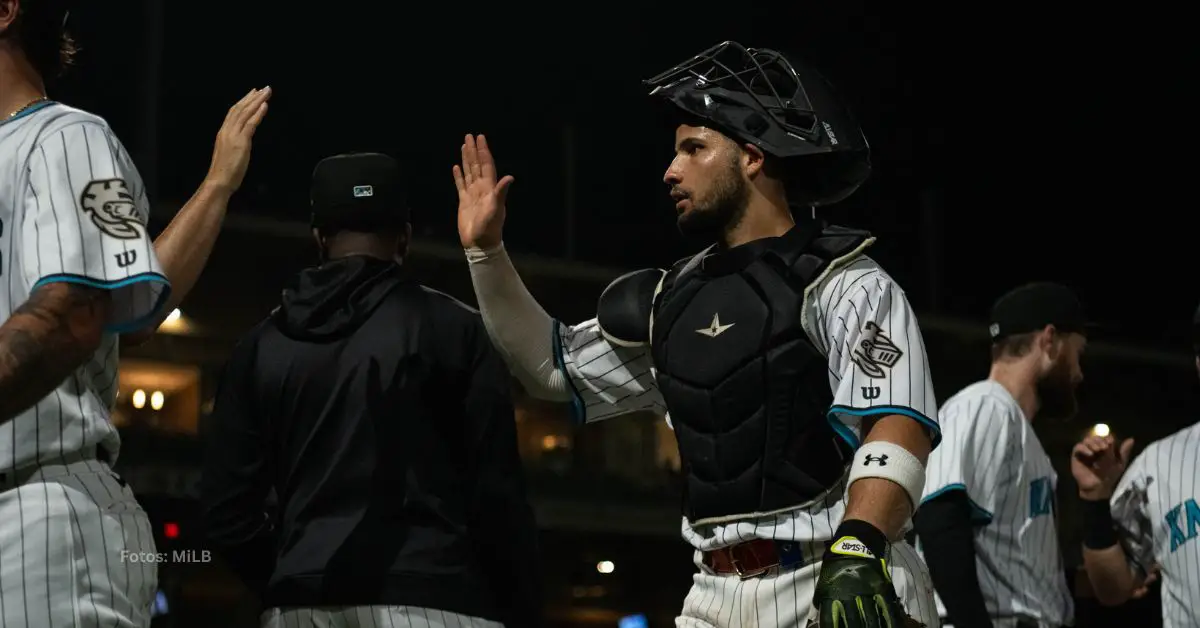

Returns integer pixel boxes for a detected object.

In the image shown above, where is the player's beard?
[1036,355,1078,420]
[676,158,750,246]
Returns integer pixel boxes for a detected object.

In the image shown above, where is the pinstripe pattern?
[0,104,166,626]
[554,254,940,625]
[1110,422,1200,628]
[0,458,157,627]
[676,541,938,627]
[261,605,506,627]
[0,103,168,470]
[918,380,1073,625]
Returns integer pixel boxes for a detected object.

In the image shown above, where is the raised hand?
[206,87,272,194]
[453,134,514,250]
[1071,434,1134,500]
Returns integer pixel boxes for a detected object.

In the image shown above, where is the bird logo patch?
[852,321,903,378]
[80,179,144,240]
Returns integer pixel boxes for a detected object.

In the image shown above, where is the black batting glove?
[812,520,918,628]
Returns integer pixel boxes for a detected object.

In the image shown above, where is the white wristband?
[847,441,926,509]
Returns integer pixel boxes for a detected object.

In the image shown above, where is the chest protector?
[650,224,873,525]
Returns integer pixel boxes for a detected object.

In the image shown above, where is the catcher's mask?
[644,41,871,207]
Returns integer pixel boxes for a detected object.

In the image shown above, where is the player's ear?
[741,142,765,178]
[0,0,18,32]
[1036,324,1059,357]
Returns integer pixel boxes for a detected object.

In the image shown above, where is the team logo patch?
[80,179,144,240]
[852,321,903,379]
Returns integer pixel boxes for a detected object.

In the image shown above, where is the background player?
[1069,302,1200,628]
[455,42,940,627]
[201,153,540,628]
[913,283,1084,627]
[0,1,269,624]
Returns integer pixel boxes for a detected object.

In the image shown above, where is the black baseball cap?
[989,282,1088,342]
[310,153,409,232]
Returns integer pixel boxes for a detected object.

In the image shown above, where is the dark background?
[33,1,1195,626]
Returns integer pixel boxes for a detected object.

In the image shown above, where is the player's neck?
[0,49,47,119]
[723,199,794,248]
[988,363,1040,421]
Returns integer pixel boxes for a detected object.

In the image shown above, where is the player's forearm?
[121,181,232,344]
[0,283,109,422]
[844,415,933,539]
[1083,545,1138,606]
[465,243,570,401]
[151,181,233,312]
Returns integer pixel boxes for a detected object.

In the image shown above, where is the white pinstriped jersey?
[0,102,169,471]
[551,251,939,558]
[918,380,1073,625]
[1110,422,1200,628]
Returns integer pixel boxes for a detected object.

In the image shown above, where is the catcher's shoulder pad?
[597,268,666,347]
[810,224,874,260]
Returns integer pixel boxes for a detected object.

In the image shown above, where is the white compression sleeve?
[465,243,571,402]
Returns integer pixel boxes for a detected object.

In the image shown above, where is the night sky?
[50,2,1193,351]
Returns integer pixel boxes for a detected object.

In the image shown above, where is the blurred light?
[1092,423,1111,438]
[132,389,146,409]
[596,560,615,574]
[541,435,558,450]
[619,614,648,628]
[151,590,169,617]
[158,308,189,335]
[150,390,165,411]
[164,522,179,539]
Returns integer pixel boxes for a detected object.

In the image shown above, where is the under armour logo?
[696,313,735,338]
[863,455,888,466]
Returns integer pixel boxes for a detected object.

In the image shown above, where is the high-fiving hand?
[206,87,272,194]
[453,134,514,250]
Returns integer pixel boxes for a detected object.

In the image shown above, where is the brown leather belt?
[703,539,812,579]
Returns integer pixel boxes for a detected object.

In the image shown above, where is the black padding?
[597,268,664,346]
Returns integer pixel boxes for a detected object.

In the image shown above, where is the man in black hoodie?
[199,152,541,628]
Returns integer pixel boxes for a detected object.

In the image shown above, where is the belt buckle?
[730,556,772,580]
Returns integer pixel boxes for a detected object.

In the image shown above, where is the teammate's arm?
[914,395,1018,626]
[1072,434,1147,605]
[462,317,543,628]
[455,134,663,424]
[199,327,275,594]
[0,282,109,422]
[121,88,271,346]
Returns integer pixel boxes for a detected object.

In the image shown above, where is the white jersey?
[0,102,169,471]
[552,250,940,561]
[1110,422,1200,628]
[918,380,1073,625]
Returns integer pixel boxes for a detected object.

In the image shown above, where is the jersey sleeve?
[920,394,1019,524]
[552,317,665,425]
[817,261,939,449]
[1110,447,1156,577]
[23,120,170,333]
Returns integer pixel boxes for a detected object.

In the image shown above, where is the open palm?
[453,134,514,250]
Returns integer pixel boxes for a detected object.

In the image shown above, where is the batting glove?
[813,521,918,628]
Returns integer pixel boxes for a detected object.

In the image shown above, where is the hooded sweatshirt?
[199,255,540,626]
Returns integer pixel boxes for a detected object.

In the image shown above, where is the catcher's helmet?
[644,41,870,207]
